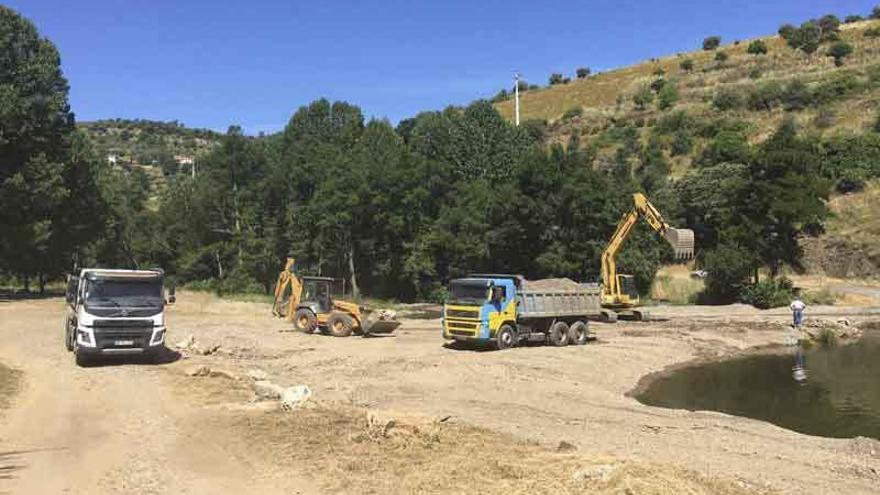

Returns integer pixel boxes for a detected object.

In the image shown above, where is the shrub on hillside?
[844,15,864,23]
[814,107,836,129]
[697,129,750,167]
[748,67,763,79]
[714,51,729,62]
[548,73,565,85]
[576,67,591,79]
[747,81,784,111]
[679,58,694,72]
[873,6,880,19]
[740,278,796,309]
[670,130,693,156]
[703,36,721,50]
[657,83,679,110]
[828,41,854,67]
[813,71,860,104]
[821,133,880,192]
[781,79,812,110]
[562,106,583,120]
[633,85,654,110]
[747,40,768,55]
[713,86,744,110]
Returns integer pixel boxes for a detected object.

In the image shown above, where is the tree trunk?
[216,251,224,279]
[22,276,30,293]
[348,244,360,299]
[38,274,46,294]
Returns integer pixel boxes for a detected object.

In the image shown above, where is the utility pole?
[514,72,521,126]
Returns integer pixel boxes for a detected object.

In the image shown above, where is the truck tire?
[292,308,317,333]
[495,324,516,350]
[326,312,353,337]
[64,317,75,351]
[568,320,589,345]
[74,348,90,367]
[548,321,569,347]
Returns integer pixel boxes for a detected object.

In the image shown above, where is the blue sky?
[7,0,877,133]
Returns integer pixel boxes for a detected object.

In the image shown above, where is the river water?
[636,329,880,439]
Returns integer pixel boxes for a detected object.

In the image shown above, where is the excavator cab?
[617,275,639,303]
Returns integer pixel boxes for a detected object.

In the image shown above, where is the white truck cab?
[64,268,167,366]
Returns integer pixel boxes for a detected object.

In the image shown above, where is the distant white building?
[174,155,194,166]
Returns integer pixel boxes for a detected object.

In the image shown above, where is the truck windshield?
[84,278,164,307]
[449,280,489,304]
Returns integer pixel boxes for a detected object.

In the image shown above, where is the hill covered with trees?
[2,5,878,305]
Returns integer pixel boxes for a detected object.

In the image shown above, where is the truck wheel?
[64,318,75,351]
[548,322,570,347]
[292,309,317,333]
[74,348,90,367]
[326,312,353,337]
[495,324,516,350]
[568,321,589,345]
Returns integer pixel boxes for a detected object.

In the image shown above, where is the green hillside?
[495,19,880,177]
[78,119,222,172]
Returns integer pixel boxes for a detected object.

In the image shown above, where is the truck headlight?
[77,328,95,347]
[150,328,166,345]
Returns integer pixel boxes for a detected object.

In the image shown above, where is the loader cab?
[300,276,334,314]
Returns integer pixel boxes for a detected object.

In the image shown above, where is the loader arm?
[600,193,694,303]
[272,257,303,320]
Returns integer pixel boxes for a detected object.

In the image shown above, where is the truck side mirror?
[166,286,176,304]
[65,277,77,303]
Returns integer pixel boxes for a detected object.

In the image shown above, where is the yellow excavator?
[600,193,695,322]
[272,258,400,337]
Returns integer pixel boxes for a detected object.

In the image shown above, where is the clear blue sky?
[7,0,877,133]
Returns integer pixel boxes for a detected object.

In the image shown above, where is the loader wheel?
[568,321,589,346]
[292,309,317,333]
[548,321,570,347]
[327,312,354,338]
[495,324,516,350]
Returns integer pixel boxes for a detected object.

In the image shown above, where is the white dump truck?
[64,268,168,366]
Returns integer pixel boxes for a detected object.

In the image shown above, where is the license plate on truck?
[114,339,134,346]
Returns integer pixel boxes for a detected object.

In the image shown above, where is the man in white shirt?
[790,297,806,329]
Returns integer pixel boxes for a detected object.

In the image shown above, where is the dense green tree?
[576,67,591,79]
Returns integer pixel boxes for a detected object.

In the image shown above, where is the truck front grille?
[93,327,152,349]
[446,309,480,319]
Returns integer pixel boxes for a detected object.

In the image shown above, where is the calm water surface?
[636,330,880,439]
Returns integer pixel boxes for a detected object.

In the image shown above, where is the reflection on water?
[636,331,880,439]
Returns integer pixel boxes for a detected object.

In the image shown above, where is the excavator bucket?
[361,309,401,335]
[663,228,695,260]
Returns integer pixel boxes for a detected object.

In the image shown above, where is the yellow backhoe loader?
[600,193,695,322]
[271,258,400,337]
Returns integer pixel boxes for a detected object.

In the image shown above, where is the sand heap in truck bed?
[521,278,584,291]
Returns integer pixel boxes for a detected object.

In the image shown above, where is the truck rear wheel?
[548,321,569,347]
[292,308,317,333]
[326,312,353,337]
[568,321,589,345]
[495,324,516,350]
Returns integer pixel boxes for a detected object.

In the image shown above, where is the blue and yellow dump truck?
[442,274,602,350]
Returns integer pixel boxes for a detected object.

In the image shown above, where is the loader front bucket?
[663,228,695,260]
[361,310,401,335]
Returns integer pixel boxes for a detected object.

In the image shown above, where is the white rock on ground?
[280,385,312,410]
[252,380,284,400]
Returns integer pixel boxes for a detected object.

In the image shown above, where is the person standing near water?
[790,296,806,329]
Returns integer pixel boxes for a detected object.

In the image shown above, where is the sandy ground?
[1,292,878,494]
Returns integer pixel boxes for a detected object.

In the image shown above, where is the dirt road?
[1,293,878,494]
[0,297,319,495]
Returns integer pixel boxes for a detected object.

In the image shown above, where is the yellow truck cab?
[443,274,601,350]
